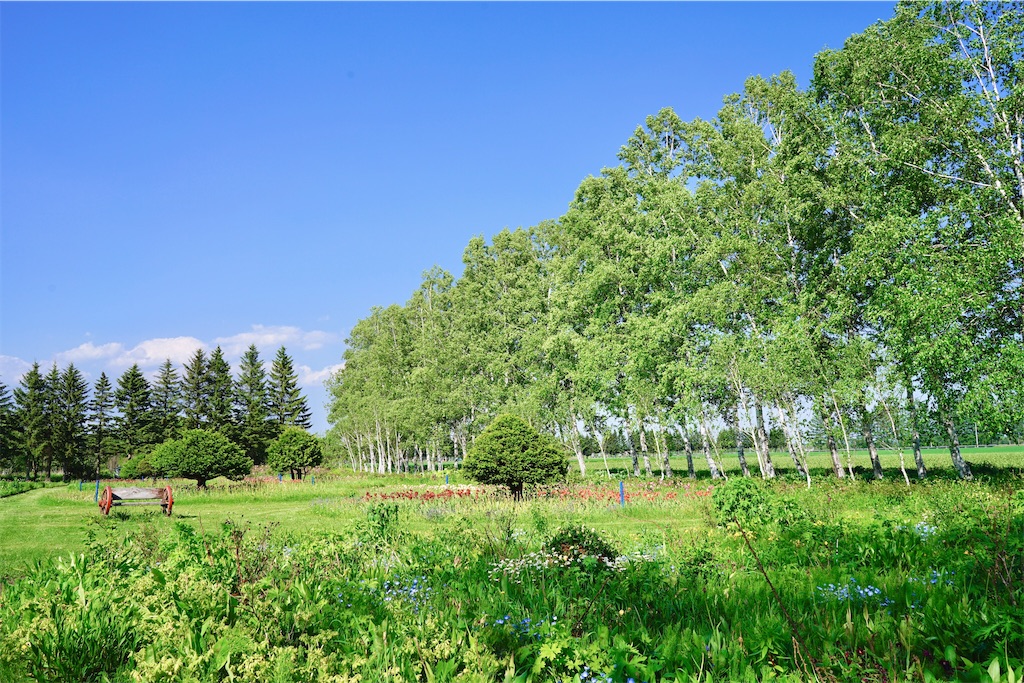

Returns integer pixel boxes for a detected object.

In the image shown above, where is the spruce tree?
[207,346,235,434]
[269,346,312,429]
[13,363,46,479]
[152,359,183,442]
[234,344,276,465]
[56,363,89,479]
[115,364,156,462]
[40,363,60,481]
[89,372,117,478]
[0,379,19,475]
[181,348,210,430]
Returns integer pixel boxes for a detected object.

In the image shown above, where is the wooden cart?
[98,485,173,516]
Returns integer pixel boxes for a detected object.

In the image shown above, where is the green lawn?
[2,445,1019,581]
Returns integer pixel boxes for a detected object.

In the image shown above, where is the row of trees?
[328,2,1022,482]
[0,345,312,480]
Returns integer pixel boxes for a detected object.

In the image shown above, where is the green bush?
[266,427,322,480]
[152,430,252,488]
[545,524,618,562]
[462,414,567,498]
[119,449,161,479]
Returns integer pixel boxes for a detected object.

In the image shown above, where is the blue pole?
[79,480,83,491]
[94,479,100,503]
[620,480,625,507]
[311,476,315,485]
[445,474,449,485]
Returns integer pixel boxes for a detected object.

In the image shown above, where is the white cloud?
[213,325,340,357]
[113,337,206,369]
[298,362,345,386]
[55,342,124,365]
[0,355,32,383]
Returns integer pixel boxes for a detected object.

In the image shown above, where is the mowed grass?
[0,445,1020,581]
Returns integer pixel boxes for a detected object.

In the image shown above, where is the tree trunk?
[907,386,927,479]
[571,420,587,477]
[700,410,723,479]
[776,402,807,479]
[637,425,653,477]
[861,405,884,479]
[624,429,640,477]
[658,428,672,479]
[679,426,696,478]
[732,404,751,477]
[942,411,973,480]
[820,399,845,478]
[754,397,775,479]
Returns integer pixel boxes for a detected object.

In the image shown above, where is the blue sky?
[1,2,894,433]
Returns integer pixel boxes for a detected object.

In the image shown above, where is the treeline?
[327,2,1022,481]
[0,345,312,481]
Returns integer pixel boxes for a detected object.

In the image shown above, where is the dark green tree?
[88,372,117,478]
[207,346,235,434]
[234,344,276,465]
[152,359,183,442]
[40,363,60,481]
[115,364,156,462]
[0,379,19,475]
[463,414,567,498]
[151,429,252,488]
[267,426,323,480]
[269,347,311,429]
[181,348,210,430]
[55,363,89,479]
[13,363,47,479]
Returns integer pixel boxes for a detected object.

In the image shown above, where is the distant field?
[1,445,1020,581]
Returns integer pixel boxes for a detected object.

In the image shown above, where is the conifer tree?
[40,363,60,481]
[207,346,235,434]
[181,348,210,430]
[234,344,276,464]
[269,346,312,429]
[13,363,46,479]
[0,379,19,475]
[152,359,183,442]
[55,363,89,479]
[89,372,117,477]
[115,364,156,462]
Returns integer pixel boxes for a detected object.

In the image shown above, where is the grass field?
[0,446,1021,682]
[1,446,1020,581]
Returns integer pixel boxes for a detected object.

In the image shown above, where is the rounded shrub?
[152,429,252,488]
[462,414,567,498]
[267,426,323,480]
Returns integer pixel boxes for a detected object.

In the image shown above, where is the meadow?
[0,447,1021,682]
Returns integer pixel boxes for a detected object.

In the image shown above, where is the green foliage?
[119,449,161,479]
[2,472,1024,681]
[153,429,252,488]
[266,427,322,480]
[545,524,617,562]
[463,414,567,495]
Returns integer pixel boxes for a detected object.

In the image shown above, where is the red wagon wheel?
[162,486,174,516]
[99,486,113,515]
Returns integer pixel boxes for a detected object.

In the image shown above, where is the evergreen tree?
[207,346,235,434]
[0,379,20,475]
[55,363,89,479]
[181,348,210,430]
[234,344,276,465]
[88,372,117,478]
[152,359,183,442]
[40,363,60,481]
[13,363,46,479]
[115,364,156,463]
[269,347,311,429]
